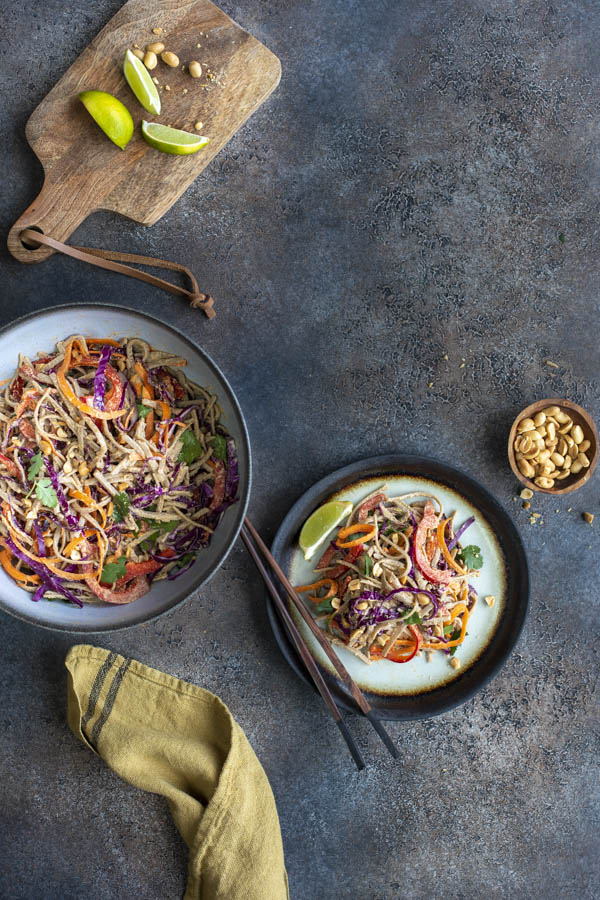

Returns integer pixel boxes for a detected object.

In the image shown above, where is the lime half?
[123,49,161,115]
[78,90,133,149]
[299,501,353,561]
[141,120,210,155]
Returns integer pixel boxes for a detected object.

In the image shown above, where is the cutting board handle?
[7,175,90,264]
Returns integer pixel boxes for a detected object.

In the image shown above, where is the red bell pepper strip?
[18,420,36,441]
[357,492,386,522]
[209,460,226,511]
[327,544,364,579]
[85,574,151,604]
[371,624,422,663]
[414,500,453,585]
[9,376,24,400]
[103,559,163,589]
[0,453,20,478]
[315,544,337,570]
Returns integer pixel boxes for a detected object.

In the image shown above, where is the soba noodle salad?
[296,487,484,664]
[0,335,238,606]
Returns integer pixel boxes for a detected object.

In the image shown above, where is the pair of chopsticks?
[241,517,398,770]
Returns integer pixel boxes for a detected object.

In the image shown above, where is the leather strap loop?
[19,229,216,319]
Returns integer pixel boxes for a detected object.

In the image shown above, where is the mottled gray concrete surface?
[1,1,599,898]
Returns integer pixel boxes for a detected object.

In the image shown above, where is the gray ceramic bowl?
[0,304,251,632]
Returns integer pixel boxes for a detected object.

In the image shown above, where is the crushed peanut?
[484,595,495,607]
[520,488,533,500]
[583,512,594,525]
[450,657,461,669]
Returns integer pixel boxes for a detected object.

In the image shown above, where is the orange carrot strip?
[295,578,338,602]
[0,547,41,585]
[87,338,122,348]
[69,490,94,507]
[437,519,466,574]
[336,523,376,548]
[56,340,125,421]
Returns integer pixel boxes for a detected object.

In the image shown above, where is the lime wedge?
[299,501,353,561]
[141,120,210,155]
[78,90,133,150]
[123,49,161,115]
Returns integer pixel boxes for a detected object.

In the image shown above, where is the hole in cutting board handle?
[19,226,45,250]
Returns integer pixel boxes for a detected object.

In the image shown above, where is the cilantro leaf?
[144,518,180,548]
[178,429,203,465]
[136,402,152,419]
[403,611,423,625]
[456,544,483,570]
[100,557,127,584]
[211,434,227,461]
[449,645,458,656]
[35,477,58,509]
[559,231,566,243]
[315,599,334,614]
[28,451,43,481]
[112,491,130,523]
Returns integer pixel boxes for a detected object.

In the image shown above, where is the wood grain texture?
[7,0,281,263]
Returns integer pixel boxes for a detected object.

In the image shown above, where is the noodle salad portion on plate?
[296,487,484,665]
[0,335,238,606]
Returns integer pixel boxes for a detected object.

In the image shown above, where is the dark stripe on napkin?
[90,657,132,747]
[81,651,117,735]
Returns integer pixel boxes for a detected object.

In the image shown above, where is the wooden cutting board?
[7,0,281,263]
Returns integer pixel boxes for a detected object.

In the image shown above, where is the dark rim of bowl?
[0,302,252,633]
[267,454,529,720]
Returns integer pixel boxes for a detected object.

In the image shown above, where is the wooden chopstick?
[243,517,398,760]
[240,524,365,770]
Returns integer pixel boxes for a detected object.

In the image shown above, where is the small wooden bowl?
[508,398,598,495]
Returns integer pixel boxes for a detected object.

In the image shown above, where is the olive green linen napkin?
[66,644,288,900]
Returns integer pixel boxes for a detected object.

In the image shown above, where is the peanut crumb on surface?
[523,501,530,509]
[545,360,559,368]
[520,488,533,499]
[484,595,495,607]
[583,512,594,524]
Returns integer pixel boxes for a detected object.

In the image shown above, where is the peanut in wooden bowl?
[508,398,598,495]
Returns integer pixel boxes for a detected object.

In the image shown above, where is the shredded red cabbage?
[224,439,239,502]
[5,536,83,607]
[447,516,475,550]
[43,457,80,530]
[92,345,113,411]
[32,584,46,602]
[33,521,45,557]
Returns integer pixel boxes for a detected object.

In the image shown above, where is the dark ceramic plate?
[0,304,251,632]
[267,455,529,720]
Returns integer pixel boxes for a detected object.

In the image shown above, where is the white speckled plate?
[268,456,528,720]
[0,304,251,633]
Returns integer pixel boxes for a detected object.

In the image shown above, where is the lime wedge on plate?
[123,49,161,114]
[78,90,134,149]
[299,501,353,561]
[141,120,210,155]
